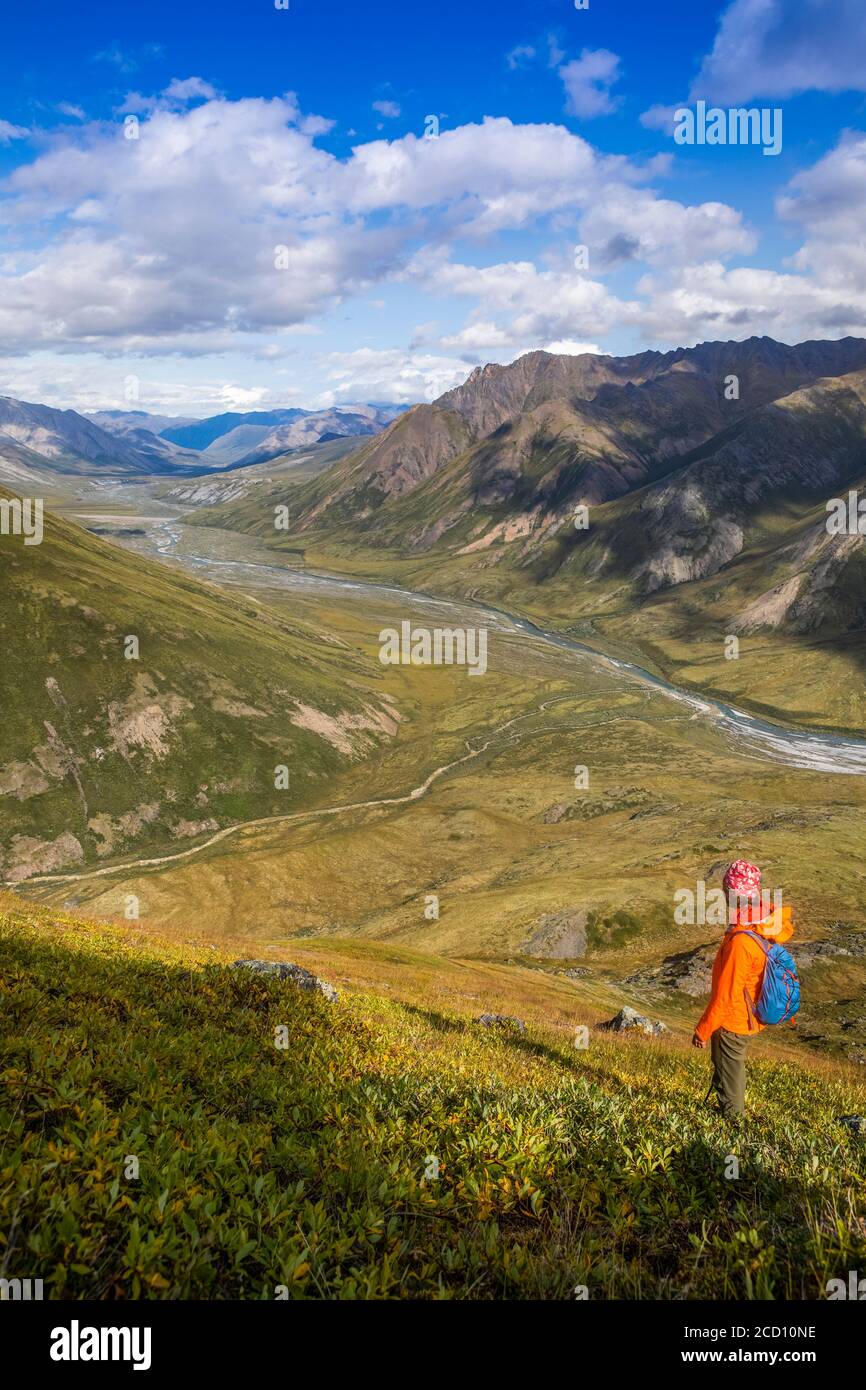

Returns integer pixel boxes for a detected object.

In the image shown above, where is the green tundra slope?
[2,893,864,1300]
[16,558,866,1068]
[0,490,400,882]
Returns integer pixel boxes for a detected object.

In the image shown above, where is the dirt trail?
[9,697,661,889]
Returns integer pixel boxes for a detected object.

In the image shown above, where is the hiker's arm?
[693,1008,717,1045]
[694,943,738,1043]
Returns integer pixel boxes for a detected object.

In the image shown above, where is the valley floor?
[13,506,866,1066]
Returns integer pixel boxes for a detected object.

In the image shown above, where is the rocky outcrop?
[521,909,588,960]
[797,932,866,966]
[232,959,339,1003]
[541,787,654,824]
[623,928,866,1001]
[624,943,717,997]
[4,831,84,883]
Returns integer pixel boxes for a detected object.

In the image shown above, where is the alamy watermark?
[674,880,784,928]
[0,1276,43,1300]
[50,1321,152,1370]
[0,495,43,545]
[379,620,488,676]
[826,491,866,535]
[826,1270,866,1299]
[674,101,782,157]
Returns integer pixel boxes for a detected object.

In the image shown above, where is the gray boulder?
[232,959,339,1003]
[476,1013,526,1034]
[598,1005,668,1037]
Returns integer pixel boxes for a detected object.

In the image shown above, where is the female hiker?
[691,859,796,1118]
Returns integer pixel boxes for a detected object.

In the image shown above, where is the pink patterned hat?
[723,859,761,897]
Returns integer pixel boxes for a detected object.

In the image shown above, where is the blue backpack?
[736,929,801,1025]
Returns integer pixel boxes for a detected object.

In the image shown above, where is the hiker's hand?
[691,1032,705,1049]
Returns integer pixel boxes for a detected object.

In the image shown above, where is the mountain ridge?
[283,337,866,542]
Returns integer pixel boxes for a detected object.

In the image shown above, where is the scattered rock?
[211,694,268,719]
[172,817,219,840]
[232,959,338,1003]
[45,676,67,708]
[289,700,399,756]
[597,1005,668,1037]
[521,909,587,960]
[799,941,852,964]
[797,930,866,966]
[4,831,84,883]
[624,943,716,997]
[540,786,654,825]
[836,1114,866,1134]
[0,758,51,801]
[475,1013,526,1033]
[88,802,161,858]
[704,860,728,880]
[558,966,591,980]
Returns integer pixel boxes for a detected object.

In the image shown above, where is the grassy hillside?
[0,492,399,881]
[13,560,866,1068]
[1,893,864,1300]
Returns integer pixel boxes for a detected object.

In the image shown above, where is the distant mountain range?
[8,337,866,658]
[0,396,199,480]
[93,402,408,468]
[0,396,408,486]
[185,404,408,467]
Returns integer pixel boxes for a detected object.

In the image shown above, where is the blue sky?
[1,0,864,416]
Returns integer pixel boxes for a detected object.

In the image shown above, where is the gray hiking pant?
[710,1027,750,1117]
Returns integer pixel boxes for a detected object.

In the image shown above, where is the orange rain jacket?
[694,902,794,1043]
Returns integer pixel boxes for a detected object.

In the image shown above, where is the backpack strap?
[728,927,771,956]
[728,930,771,1031]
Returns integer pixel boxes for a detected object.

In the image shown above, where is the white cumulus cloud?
[559,49,622,118]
